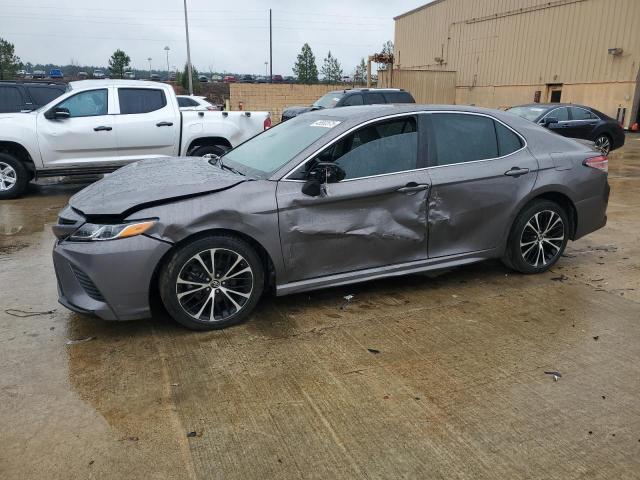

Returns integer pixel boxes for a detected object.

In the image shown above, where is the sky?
[0,0,428,75]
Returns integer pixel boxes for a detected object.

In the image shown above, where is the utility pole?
[183,0,194,95]
[164,46,170,80]
[269,9,273,82]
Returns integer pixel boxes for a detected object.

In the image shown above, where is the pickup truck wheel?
[0,154,29,200]
[191,145,227,157]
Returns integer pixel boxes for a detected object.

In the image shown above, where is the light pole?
[183,0,193,95]
[164,46,170,80]
[264,61,268,77]
[147,57,152,78]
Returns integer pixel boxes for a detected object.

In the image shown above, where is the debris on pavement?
[65,336,95,345]
[367,348,380,355]
[340,294,354,310]
[593,336,599,341]
[550,275,569,282]
[4,308,56,317]
[119,436,139,442]
[187,431,202,438]
[544,371,562,381]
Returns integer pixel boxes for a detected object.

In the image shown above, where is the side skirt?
[275,249,497,296]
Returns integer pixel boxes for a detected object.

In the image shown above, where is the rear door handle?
[156,121,173,127]
[397,183,429,193]
[504,167,530,177]
[93,126,112,131]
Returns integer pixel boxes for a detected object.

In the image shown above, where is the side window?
[547,107,569,122]
[296,117,417,180]
[495,121,523,157]
[430,113,498,166]
[118,88,166,114]
[0,86,24,112]
[56,89,108,117]
[384,91,414,104]
[27,86,65,106]
[177,97,190,107]
[365,92,386,105]
[342,94,363,106]
[570,107,596,120]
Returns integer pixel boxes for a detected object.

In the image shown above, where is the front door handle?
[156,121,173,127]
[397,183,429,193]
[504,167,530,177]
[93,126,112,131]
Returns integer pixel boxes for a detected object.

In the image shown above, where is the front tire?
[503,200,569,274]
[159,235,264,330]
[0,153,29,200]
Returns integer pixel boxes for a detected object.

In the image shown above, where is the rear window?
[118,88,166,114]
[383,91,414,104]
[27,86,65,106]
[0,86,24,112]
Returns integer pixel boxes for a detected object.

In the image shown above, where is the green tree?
[355,58,367,84]
[321,51,343,84]
[293,43,318,84]
[108,49,130,79]
[381,40,394,56]
[179,63,201,94]
[0,37,21,80]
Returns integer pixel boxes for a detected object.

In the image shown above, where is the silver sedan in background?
[52,105,610,330]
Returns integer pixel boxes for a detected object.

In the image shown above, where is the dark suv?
[281,88,415,121]
[0,81,67,113]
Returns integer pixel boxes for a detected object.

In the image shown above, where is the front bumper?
[53,235,172,321]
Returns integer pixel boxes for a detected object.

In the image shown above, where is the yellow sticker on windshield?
[310,120,341,128]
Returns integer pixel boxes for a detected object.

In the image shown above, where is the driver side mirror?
[302,161,346,197]
[542,116,558,127]
[44,107,71,120]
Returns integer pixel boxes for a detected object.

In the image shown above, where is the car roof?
[511,103,592,110]
[69,79,169,89]
[325,88,405,95]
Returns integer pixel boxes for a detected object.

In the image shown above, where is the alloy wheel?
[520,210,565,267]
[0,162,17,191]
[594,135,611,155]
[175,248,254,322]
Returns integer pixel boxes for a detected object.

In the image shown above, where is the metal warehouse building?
[392,0,640,128]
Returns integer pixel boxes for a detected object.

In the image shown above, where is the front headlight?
[68,220,157,241]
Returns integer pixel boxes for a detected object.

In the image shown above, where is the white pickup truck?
[0,80,270,198]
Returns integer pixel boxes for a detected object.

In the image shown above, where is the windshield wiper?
[219,160,245,176]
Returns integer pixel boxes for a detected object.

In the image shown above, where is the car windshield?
[221,115,341,178]
[507,105,548,121]
[313,92,344,109]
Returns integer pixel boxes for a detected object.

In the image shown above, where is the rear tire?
[0,153,29,200]
[503,200,569,274]
[190,145,228,158]
[159,235,264,331]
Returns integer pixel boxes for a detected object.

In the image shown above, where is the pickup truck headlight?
[68,220,157,242]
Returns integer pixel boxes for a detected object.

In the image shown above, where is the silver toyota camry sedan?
[52,105,610,330]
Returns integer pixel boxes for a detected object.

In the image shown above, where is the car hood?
[282,106,314,116]
[69,157,247,217]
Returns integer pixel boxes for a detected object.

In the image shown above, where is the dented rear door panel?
[276,171,431,283]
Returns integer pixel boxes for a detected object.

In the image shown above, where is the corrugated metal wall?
[378,69,457,103]
[394,0,640,86]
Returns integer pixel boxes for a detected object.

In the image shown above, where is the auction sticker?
[310,120,341,128]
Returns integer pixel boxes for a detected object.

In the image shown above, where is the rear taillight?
[264,115,272,130]
[584,155,608,173]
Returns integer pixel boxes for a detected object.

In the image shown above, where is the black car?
[281,88,415,121]
[507,103,625,154]
[239,74,255,83]
[0,81,67,113]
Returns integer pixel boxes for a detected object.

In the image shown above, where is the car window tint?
[57,89,108,117]
[383,91,414,103]
[365,92,386,104]
[547,107,569,122]
[118,88,166,114]
[342,94,363,106]
[0,86,24,112]
[316,117,417,180]
[495,121,523,156]
[431,113,498,165]
[27,86,64,106]
[570,107,596,120]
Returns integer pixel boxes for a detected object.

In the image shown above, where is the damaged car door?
[424,112,537,258]
[277,115,430,282]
